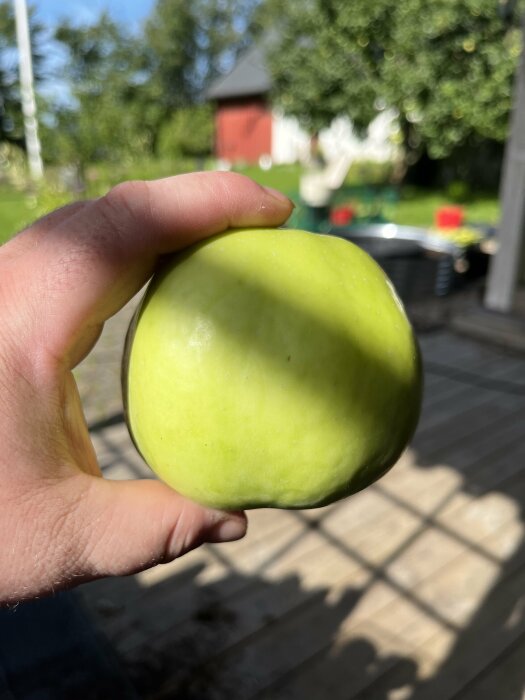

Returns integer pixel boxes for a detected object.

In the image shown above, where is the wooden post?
[13,0,43,181]
[484,17,525,313]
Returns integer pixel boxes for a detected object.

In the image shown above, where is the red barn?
[207,45,273,165]
[207,43,397,168]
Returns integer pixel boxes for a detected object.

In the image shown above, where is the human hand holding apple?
[123,228,422,510]
[0,172,293,604]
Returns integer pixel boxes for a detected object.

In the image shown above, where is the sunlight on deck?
[85,330,525,699]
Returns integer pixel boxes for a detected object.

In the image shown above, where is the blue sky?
[29,1,157,105]
[32,0,156,31]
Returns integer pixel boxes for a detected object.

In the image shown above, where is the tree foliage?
[385,0,522,159]
[255,0,392,136]
[157,104,214,158]
[42,0,260,166]
[141,0,258,150]
[43,14,148,167]
[261,0,523,167]
[7,0,519,185]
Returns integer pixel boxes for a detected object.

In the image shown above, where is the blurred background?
[1,2,525,699]
[0,0,518,239]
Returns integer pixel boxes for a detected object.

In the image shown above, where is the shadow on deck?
[1,326,524,699]
[85,328,525,699]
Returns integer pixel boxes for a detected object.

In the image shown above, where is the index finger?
[2,172,293,367]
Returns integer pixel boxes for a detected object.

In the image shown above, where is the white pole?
[13,0,43,180]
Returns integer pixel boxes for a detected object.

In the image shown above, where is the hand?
[0,172,293,605]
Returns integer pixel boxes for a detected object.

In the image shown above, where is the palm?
[0,172,292,604]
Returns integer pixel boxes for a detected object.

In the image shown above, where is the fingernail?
[208,516,247,543]
[263,186,295,208]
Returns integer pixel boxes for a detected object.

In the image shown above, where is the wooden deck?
[83,329,525,699]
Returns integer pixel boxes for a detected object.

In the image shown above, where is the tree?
[156,104,214,159]
[44,1,265,168]
[142,0,259,152]
[259,0,523,183]
[44,13,150,168]
[384,0,522,160]
[255,0,392,136]
[139,0,198,140]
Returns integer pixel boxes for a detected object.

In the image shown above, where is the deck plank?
[80,330,525,699]
[98,457,525,697]
[453,631,525,700]
[251,521,525,700]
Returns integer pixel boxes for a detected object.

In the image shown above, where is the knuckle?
[213,170,253,197]
[199,171,253,224]
[101,179,150,227]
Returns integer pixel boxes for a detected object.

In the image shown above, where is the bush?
[446,180,471,204]
[0,143,30,189]
[81,157,213,198]
[157,105,214,159]
[345,160,394,187]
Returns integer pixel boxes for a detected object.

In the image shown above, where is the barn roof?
[207,44,272,100]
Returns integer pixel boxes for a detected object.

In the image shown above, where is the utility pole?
[13,0,43,180]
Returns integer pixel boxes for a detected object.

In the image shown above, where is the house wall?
[215,96,272,164]
[271,113,311,164]
[214,99,399,167]
[271,109,399,166]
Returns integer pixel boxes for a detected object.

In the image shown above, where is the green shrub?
[345,160,394,186]
[0,143,30,189]
[446,180,471,204]
[157,105,214,159]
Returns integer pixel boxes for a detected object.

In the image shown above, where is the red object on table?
[435,206,464,229]
[330,205,355,226]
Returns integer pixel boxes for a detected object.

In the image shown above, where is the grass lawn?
[393,187,500,227]
[0,185,36,244]
[0,162,500,246]
[234,165,500,228]
[233,163,302,196]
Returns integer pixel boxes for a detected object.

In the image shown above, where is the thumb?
[78,477,247,578]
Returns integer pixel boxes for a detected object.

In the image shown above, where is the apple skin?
[122,228,422,510]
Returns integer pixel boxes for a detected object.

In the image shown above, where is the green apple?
[122,228,422,510]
